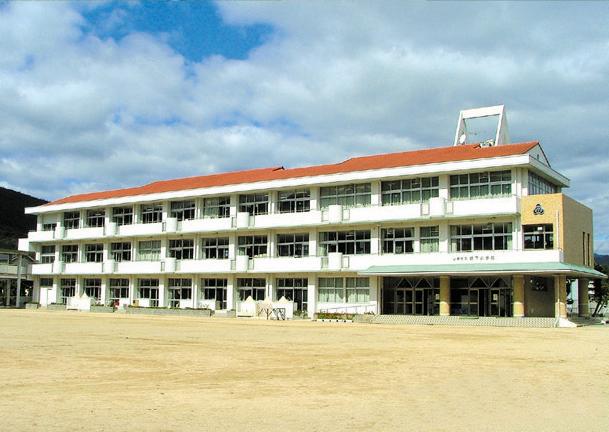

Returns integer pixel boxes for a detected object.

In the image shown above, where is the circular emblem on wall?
[533,203,545,215]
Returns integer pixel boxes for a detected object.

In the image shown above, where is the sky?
[0,1,608,253]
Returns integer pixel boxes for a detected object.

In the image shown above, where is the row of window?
[47,276,370,307]
[39,227,442,263]
[39,221,558,265]
[42,222,555,263]
[45,169,541,230]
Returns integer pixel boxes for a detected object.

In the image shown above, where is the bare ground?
[0,310,608,431]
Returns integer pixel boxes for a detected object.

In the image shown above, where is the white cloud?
[0,1,608,250]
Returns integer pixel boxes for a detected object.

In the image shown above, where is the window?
[239,194,269,216]
[202,237,229,259]
[60,278,76,304]
[42,223,56,232]
[202,278,228,309]
[277,233,309,257]
[381,228,414,254]
[112,207,133,226]
[238,235,268,258]
[381,177,439,206]
[83,278,102,302]
[109,279,129,302]
[86,209,105,227]
[278,189,311,213]
[61,244,78,263]
[85,244,103,262]
[170,200,196,221]
[203,196,230,218]
[319,230,370,255]
[523,224,554,250]
[276,278,308,312]
[138,240,161,261]
[167,278,192,308]
[237,278,266,301]
[111,242,132,262]
[63,211,80,229]
[346,277,370,303]
[320,183,371,209]
[450,170,512,199]
[40,278,54,288]
[168,239,194,260]
[140,203,163,224]
[420,226,440,253]
[528,171,558,195]
[318,277,343,303]
[318,277,370,303]
[138,279,159,307]
[450,223,513,252]
[40,245,55,263]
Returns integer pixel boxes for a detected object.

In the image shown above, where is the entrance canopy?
[360,262,607,279]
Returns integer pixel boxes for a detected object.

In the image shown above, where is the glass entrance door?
[382,278,440,315]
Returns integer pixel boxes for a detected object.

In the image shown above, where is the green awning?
[360,262,607,279]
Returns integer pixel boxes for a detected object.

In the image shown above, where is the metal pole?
[16,253,22,308]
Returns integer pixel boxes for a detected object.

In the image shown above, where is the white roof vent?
[454,105,510,146]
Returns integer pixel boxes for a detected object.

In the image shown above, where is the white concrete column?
[438,175,449,200]
[36,215,42,232]
[307,275,317,318]
[369,276,379,314]
[133,204,141,224]
[266,275,273,300]
[104,207,112,228]
[370,226,380,255]
[129,276,136,305]
[268,231,276,258]
[228,234,237,260]
[512,216,522,251]
[226,275,235,310]
[370,181,381,206]
[438,222,449,253]
[160,238,168,260]
[309,229,318,256]
[269,191,277,214]
[413,225,421,253]
[100,277,108,305]
[230,195,238,217]
[310,187,320,211]
[158,276,166,307]
[521,168,529,196]
[192,277,199,308]
[103,242,110,262]
[162,201,170,222]
[132,240,138,262]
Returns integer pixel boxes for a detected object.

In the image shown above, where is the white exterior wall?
[23,154,570,316]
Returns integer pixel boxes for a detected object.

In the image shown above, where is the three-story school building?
[19,120,604,319]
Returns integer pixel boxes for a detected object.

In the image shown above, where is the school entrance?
[382,277,439,315]
[449,276,512,317]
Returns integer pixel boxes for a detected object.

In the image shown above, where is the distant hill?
[595,254,609,268]
[0,187,47,249]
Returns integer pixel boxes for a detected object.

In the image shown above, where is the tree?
[591,263,609,317]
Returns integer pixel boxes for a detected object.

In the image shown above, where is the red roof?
[47,141,539,205]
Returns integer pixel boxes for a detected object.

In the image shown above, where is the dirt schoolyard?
[0,310,608,431]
